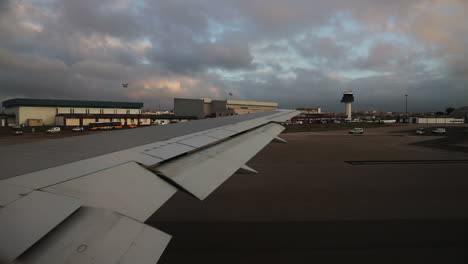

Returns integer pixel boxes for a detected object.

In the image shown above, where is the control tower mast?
[341,92,354,120]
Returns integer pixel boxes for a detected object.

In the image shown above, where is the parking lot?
[149,124,468,264]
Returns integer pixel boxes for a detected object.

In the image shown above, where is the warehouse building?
[297,107,321,114]
[174,97,278,119]
[409,117,465,124]
[2,98,151,127]
[291,107,326,124]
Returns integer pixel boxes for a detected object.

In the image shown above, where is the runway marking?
[345,160,468,165]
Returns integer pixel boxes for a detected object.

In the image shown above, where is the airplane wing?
[0,110,299,264]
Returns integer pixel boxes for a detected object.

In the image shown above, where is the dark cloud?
[233,68,345,110]
[0,0,467,111]
[150,34,254,74]
[59,0,143,39]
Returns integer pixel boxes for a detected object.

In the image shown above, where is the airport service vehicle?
[88,122,122,130]
[416,128,425,135]
[71,127,84,132]
[348,128,364,134]
[11,127,23,135]
[46,127,61,133]
[432,128,446,135]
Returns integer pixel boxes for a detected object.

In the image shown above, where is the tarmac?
[148,125,468,264]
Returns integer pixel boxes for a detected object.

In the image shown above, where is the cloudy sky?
[0,0,467,112]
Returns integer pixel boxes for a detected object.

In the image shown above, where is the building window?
[86,109,89,114]
[114,109,117,114]
[126,110,130,114]
[100,109,104,114]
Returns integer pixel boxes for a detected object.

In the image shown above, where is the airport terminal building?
[174,97,278,119]
[2,98,152,127]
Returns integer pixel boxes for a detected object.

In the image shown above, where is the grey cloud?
[446,53,468,78]
[347,75,468,112]
[70,60,130,80]
[293,35,350,70]
[0,0,467,112]
[0,48,68,73]
[150,34,254,74]
[59,0,143,39]
[233,68,345,110]
[353,42,402,71]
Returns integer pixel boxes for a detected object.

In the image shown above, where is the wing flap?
[0,191,83,263]
[14,207,171,264]
[155,123,285,200]
[43,161,177,222]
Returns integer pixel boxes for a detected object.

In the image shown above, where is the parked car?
[72,127,84,132]
[431,128,446,135]
[11,126,23,136]
[416,128,425,135]
[46,127,61,133]
[333,120,341,124]
[348,128,364,134]
[320,120,327,124]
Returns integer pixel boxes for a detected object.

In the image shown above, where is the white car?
[72,127,84,132]
[432,128,446,134]
[46,127,61,133]
[348,128,364,134]
[12,127,23,136]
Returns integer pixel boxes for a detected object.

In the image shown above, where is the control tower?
[341,91,354,120]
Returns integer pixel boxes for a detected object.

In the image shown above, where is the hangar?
[174,97,278,119]
[2,98,152,127]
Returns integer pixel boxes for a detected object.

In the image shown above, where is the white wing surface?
[0,110,299,263]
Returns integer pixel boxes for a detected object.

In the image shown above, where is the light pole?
[405,94,408,123]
